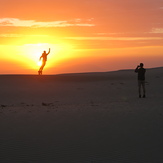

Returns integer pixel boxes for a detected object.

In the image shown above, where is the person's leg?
[38,61,46,75]
[142,81,146,97]
[40,63,45,71]
[39,61,46,71]
[138,81,141,98]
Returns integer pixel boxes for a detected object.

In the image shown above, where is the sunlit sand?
[0,67,163,162]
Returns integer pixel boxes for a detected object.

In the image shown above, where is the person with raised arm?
[38,48,50,75]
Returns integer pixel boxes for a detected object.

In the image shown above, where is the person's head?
[43,50,46,54]
[140,63,144,68]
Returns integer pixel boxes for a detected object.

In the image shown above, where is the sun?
[20,43,50,68]
[17,42,74,72]
[37,60,42,66]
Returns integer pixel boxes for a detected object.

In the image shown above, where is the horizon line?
[0,66,162,76]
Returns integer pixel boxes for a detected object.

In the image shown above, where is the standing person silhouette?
[135,63,146,98]
[38,48,50,75]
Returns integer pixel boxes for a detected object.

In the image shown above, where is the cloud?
[0,18,95,27]
[0,33,48,38]
[150,28,163,33]
[64,37,163,41]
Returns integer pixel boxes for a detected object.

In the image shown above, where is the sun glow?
[37,60,42,66]
[19,42,75,71]
[0,37,76,74]
[21,43,53,68]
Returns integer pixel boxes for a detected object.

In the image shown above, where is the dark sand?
[0,68,163,162]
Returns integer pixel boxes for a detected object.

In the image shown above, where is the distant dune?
[0,67,163,162]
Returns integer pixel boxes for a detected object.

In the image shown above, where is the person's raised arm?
[135,65,139,73]
[47,48,50,55]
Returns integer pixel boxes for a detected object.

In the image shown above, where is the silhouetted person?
[135,63,146,98]
[38,48,50,75]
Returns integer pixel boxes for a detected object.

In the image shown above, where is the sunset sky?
[0,0,163,74]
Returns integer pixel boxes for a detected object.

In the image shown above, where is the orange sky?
[0,0,163,74]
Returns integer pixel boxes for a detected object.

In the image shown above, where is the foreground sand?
[0,68,163,163]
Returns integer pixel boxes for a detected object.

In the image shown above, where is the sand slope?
[0,68,163,162]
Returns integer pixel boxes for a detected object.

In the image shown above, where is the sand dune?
[0,67,163,162]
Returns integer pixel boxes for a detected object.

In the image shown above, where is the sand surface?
[0,68,163,163]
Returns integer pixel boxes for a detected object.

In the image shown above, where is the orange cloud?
[150,28,163,33]
[0,18,95,28]
[64,37,163,41]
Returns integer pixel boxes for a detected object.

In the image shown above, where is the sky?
[0,0,163,74]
